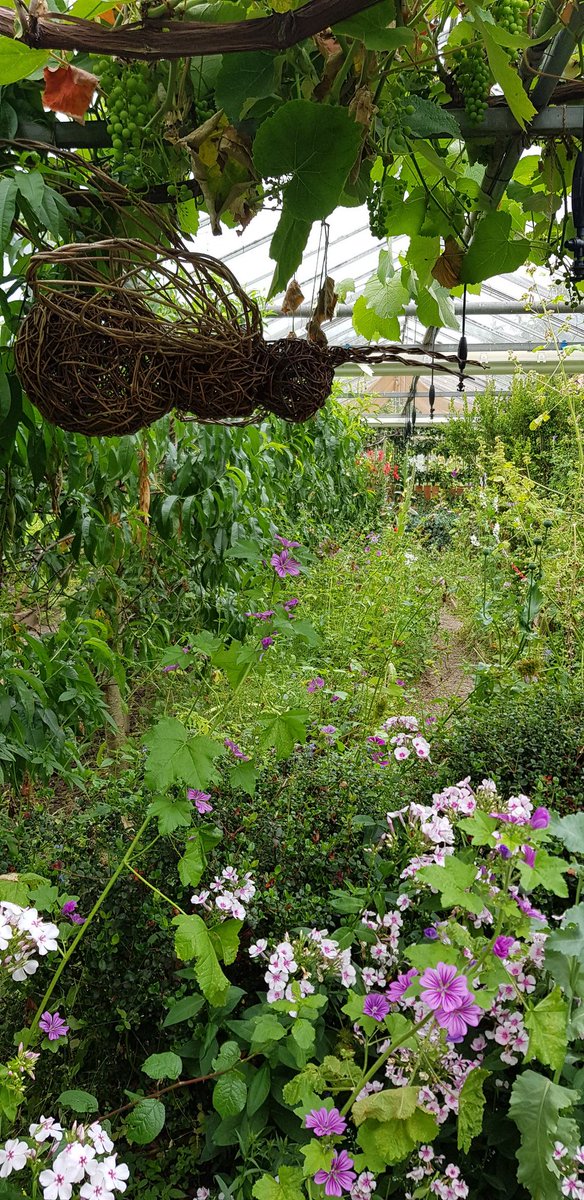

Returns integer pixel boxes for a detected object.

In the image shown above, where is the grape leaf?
[352,295,399,341]
[215,52,276,121]
[334,2,415,50]
[461,212,529,285]
[407,97,461,138]
[267,203,311,298]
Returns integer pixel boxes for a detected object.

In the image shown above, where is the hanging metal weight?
[567,148,584,282]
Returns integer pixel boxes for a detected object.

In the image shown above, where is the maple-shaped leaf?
[42,65,98,122]
[144,718,224,792]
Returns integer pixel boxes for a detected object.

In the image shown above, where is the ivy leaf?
[267,204,311,298]
[509,1072,577,1200]
[524,987,569,1072]
[144,718,224,791]
[258,708,308,758]
[124,1098,166,1146]
[253,100,362,222]
[407,97,461,139]
[334,2,415,50]
[215,52,276,121]
[173,914,230,1006]
[252,1167,305,1200]
[457,1068,489,1152]
[461,212,529,285]
[142,1052,183,1081]
[0,37,47,84]
[417,858,485,915]
[213,1069,247,1118]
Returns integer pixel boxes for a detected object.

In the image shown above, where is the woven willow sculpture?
[15,239,463,437]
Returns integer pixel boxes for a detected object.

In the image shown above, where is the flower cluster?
[0,902,60,983]
[0,1119,128,1200]
[191,867,256,921]
[249,929,356,1003]
[367,716,431,766]
[552,1142,584,1198]
[405,1148,469,1200]
[271,535,301,579]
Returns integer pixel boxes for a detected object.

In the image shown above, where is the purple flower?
[271,549,300,578]
[248,609,275,621]
[515,895,546,921]
[492,935,515,960]
[162,663,179,673]
[331,694,341,703]
[224,738,250,762]
[61,900,85,926]
[530,807,550,830]
[498,844,512,860]
[435,993,482,1042]
[305,1107,347,1137]
[424,927,439,940]
[283,597,300,611]
[187,788,213,815]
[320,725,337,737]
[367,736,387,747]
[314,1150,357,1196]
[363,993,391,1021]
[39,1011,69,1042]
[307,677,325,693]
[522,845,536,868]
[387,968,418,1003]
[420,963,470,1013]
[396,679,405,687]
[261,636,275,649]
[275,535,301,549]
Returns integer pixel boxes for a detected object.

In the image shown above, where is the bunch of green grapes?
[378,80,416,156]
[367,175,406,239]
[492,0,530,34]
[453,42,491,124]
[95,58,163,183]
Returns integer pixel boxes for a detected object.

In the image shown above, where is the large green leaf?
[509,1072,577,1200]
[518,848,568,898]
[457,1068,489,1152]
[253,100,362,222]
[461,211,529,285]
[173,914,230,1006]
[407,97,461,139]
[253,1167,305,1200]
[357,1107,438,1166]
[267,203,311,298]
[0,177,17,252]
[416,281,458,330]
[213,1068,247,1118]
[334,2,415,50]
[58,1089,98,1114]
[352,295,399,341]
[215,52,276,121]
[364,269,409,322]
[0,37,47,84]
[353,1086,418,1125]
[418,857,485,915]
[524,988,568,1072]
[142,1052,183,1081]
[144,718,224,791]
[124,1098,166,1146]
[258,708,308,758]
[551,814,584,855]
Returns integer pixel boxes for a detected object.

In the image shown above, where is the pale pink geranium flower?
[39,1166,74,1200]
[0,1139,30,1177]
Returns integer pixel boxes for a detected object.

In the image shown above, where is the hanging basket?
[14,239,466,438]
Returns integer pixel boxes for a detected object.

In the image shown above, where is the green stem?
[341,1014,432,1115]
[27,814,152,1043]
[126,864,187,914]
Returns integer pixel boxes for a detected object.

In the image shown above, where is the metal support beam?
[335,349,584,377]
[289,300,584,318]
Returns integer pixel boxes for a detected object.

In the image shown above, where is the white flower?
[196,1191,211,1200]
[80,1169,115,1200]
[0,1139,30,1176]
[64,1141,96,1181]
[191,891,209,906]
[39,1167,74,1200]
[0,915,12,952]
[87,1125,114,1156]
[470,534,480,548]
[394,745,410,761]
[11,956,39,982]
[248,939,267,958]
[30,1116,64,1143]
[98,1155,130,1193]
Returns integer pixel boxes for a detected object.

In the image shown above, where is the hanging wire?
[567,108,584,283]
[457,284,468,391]
[429,354,436,420]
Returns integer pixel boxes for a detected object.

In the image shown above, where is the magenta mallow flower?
[387,968,418,1003]
[530,807,550,829]
[498,844,512,860]
[61,900,85,926]
[515,895,546,921]
[363,993,390,1021]
[307,677,325,693]
[314,1150,356,1196]
[261,636,275,649]
[523,845,536,868]
[275,535,301,549]
[424,927,438,940]
[39,1011,69,1041]
[420,963,470,1014]
[224,738,250,762]
[162,663,179,673]
[305,1107,347,1137]
[271,549,300,578]
[435,993,482,1042]
[248,609,275,621]
[283,597,300,611]
[492,935,515,959]
[187,788,213,815]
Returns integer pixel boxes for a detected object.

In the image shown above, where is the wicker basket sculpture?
[15,239,464,437]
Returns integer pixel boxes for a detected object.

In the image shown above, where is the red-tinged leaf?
[42,65,98,122]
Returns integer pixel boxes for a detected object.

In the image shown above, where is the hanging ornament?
[457,284,468,392]
[429,355,436,420]
[567,143,584,283]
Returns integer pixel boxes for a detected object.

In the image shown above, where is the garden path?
[416,603,475,706]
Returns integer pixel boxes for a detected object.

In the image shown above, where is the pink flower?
[275,535,301,548]
[387,968,418,1002]
[39,1011,69,1041]
[435,993,482,1042]
[530,807,550,829]
[419,963,470,1013]
[162,664,179,673]
[261,636,275,649]
[315,1150,357,1196]
[363,993,390,1021]
[187,789,213,815]
[224,738,250,762]
[305,1107,347,1137]
[271,549,300,578]
[522,845,536,868]
[307,677,325,693]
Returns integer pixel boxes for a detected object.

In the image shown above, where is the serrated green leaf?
[215,52,275,121]
[524,987,569,1072]
[58,1089,98,1114]
[124,1098,166,1146]
[213,1068,247,1118]
[212,1040,241,1071]
[258,708,308,758]
[300,1141,333,1175]
[148,795,192,835]
[416,281,458,330]
[210,919,242,965]
[254,100,361,222]
[178,832,206,887]
[334,2,415,50]
[252,1167,305,1200]
[461,211,529,285]
[418,858,485,915]
[551,814,584,855]
[144,718,224,792]
[173,914,229,1006]
[509,1072,577,1200]
[229,761,258,796]
[457,1068,489,1152]
[267,203,311,299]
[408,96,461,138]
[0,178,17,252]
[353,1086,418,1126]
[142,1052,183,1081]
[352,294,399,341]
